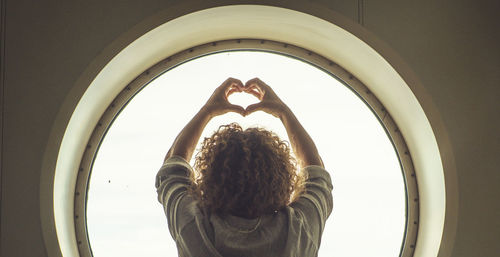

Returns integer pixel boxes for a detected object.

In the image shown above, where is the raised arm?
[164,78,246,162]
[245,79,331,250]
[245,78,324,168]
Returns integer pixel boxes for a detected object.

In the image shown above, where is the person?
[156,78,333,257]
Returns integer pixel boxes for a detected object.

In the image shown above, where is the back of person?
[156,78,333,256]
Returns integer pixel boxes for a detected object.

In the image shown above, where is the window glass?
[87,51,406,256]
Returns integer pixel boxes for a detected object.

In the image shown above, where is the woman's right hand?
[244,78,289,118]
[203,77,246,118]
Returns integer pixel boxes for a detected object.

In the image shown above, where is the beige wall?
[1,1,498,257]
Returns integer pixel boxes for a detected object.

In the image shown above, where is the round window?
[75,40,418,257]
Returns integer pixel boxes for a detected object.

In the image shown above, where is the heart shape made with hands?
[227,90,262,110]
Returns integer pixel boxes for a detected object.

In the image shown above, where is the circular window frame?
[74,39,419,257]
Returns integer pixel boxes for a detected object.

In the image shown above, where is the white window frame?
[45,5,448,257]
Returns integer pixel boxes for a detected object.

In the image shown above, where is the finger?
[244,87,263,99]
[225,83,244,98]
[220,78,242,92]
[226,89,238,97]
[244,81,259,92]
[245,78,268,92]
[244,85,264,100]
[229,78,243,88]
[227,78,244,88]
[228,104,246,116]
[245,103,263,114]
[226,86,242,97]
[245,83,263,93]
[245,77,262,88]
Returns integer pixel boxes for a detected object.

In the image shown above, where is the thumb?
[245,103,263,115]
[228,104,246,116]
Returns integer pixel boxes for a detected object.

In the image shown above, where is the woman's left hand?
[203,77,246,117]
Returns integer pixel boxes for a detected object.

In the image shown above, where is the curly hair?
[190,123,304,219]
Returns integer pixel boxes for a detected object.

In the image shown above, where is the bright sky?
[87,51,406,257]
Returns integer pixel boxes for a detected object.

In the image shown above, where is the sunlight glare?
[86,51,406,257]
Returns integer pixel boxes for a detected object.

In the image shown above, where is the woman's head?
[191,123,303,219]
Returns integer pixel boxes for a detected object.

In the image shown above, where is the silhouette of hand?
[243,78,288,118]
[204,78,246,117]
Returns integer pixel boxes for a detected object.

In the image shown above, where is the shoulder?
[159,155,193,175]
[302,165,332,184]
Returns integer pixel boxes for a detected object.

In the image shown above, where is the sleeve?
[155,155,194,239]
[290,165,333,247]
